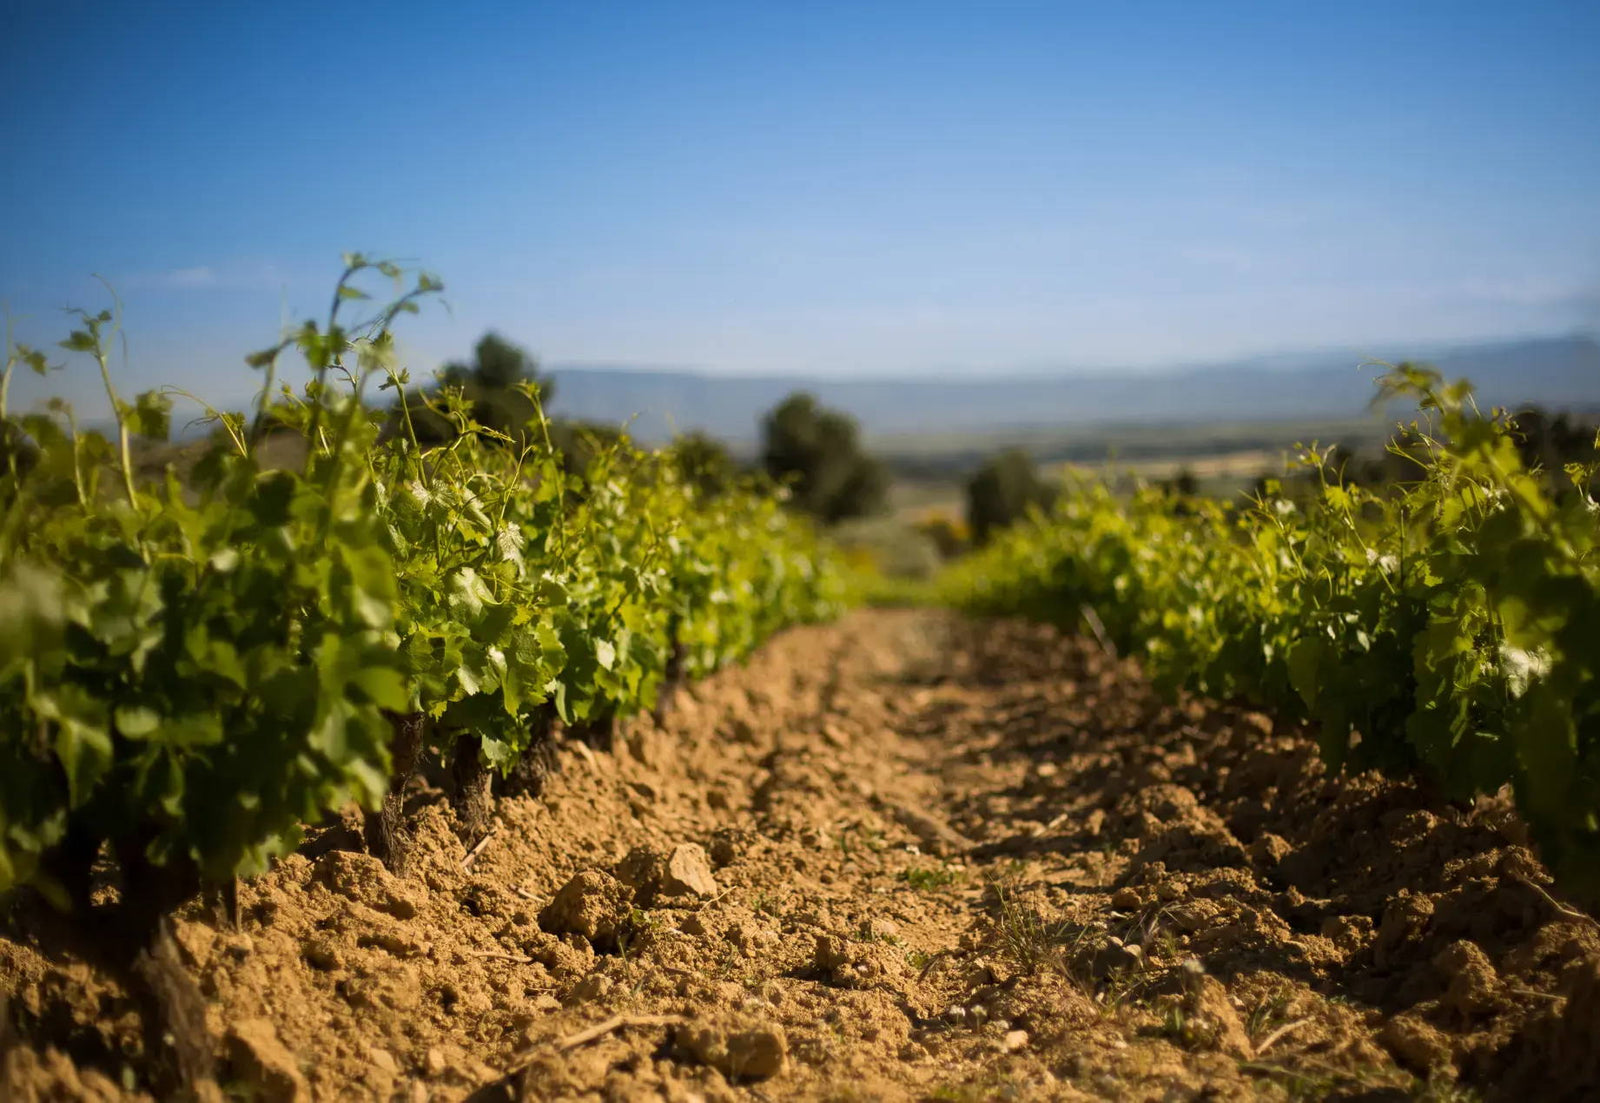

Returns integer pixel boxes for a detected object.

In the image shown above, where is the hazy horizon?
[5,1,1598,418]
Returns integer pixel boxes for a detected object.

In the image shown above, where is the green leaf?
[123,390,173,441]
[114,705,162,739]
[1285,637,1323,709]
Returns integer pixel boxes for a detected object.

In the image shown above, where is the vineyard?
[945,365,1600,903]
[2,270,1599,1101]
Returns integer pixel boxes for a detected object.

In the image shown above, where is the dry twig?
[1511,871,1600,929]
[555,1013,685,1052]
[1253,1018,1309,1056]
[461,826,499,869]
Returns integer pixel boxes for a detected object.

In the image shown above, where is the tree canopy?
[406,331,553,444]
[760,393,887,523]
[965,448,1056,544]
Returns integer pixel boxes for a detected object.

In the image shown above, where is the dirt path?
[5,610,1599,1101]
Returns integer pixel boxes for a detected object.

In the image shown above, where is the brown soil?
[5,609,1600,1102]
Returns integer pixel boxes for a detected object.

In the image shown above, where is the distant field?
[877,413,1399,517]
[871,413,1392,479]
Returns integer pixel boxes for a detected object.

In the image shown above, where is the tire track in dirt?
[5,609,1599,1101]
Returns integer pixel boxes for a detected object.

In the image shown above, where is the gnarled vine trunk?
[450,732,495,842]
[364,710,428,874]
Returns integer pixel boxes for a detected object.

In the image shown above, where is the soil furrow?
[4,609,1598,1101]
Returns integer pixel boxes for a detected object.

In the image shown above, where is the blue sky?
[3,0,1598,415]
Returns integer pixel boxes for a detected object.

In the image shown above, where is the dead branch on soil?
[1252,1018,1309,1056]
[1079,604,1117,659]
[461,826,499,869]
[1510,871,1600,930]
[554,1013,686,1052]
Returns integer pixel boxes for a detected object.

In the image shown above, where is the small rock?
[1320,914,1374,952]
[564,972,614,1004]
[678,1022,788,1081]
[1185,977,1253,1058]
[1435,939,1501,1016]
[1087,937,1144,980]
[1035,762,1059,779]
[813,933,852,972]
[539,870,633,949]
[1250,833,1292,867]
[301,938,342,972]
[1375,893,1436,969]
[616,843,718,903]
[1111,887,1143,910]
[367,1046,397,1075]
[662,844,718,898]
[424,1048,447,1077]
[1003,1029,1030,1052]
[1379,1013,1453,1073]
[1240,712,1274,738]
[225,1019,308,1103]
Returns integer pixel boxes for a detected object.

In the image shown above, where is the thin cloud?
[166,265,218,288]
[120,262,283,292]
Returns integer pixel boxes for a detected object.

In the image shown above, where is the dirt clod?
[224,1019,308,1103]
[539,869,633,949]
[678,1019,788,1081]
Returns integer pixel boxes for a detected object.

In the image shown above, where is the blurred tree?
[670,430,737,497]
[965,449,1056,544]
[548,419,624,477]
[760,393,888,523]
[1162,466,1200,498]
[405,332,553,444]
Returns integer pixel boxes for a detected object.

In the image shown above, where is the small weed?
[836,823,887,858]
[1158,1001,1193,1044]
[855,918,901,945]
[616,907,664,956]
[988,879,1096,978]
[1245,988,1295,1044]
[902,865,960,890]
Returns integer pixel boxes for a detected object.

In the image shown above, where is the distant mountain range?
[546,335,1600,444]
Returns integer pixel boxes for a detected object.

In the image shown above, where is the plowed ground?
[5,610,1600,1101]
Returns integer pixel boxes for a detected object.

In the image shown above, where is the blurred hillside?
[548,335,1599,443]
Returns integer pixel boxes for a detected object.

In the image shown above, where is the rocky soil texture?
[4,609,1599,1101]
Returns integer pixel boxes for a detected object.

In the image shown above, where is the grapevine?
[946,364,1600,901]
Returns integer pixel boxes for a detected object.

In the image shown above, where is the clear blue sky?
[3,0,1598,414]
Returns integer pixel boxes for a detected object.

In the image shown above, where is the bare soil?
[5,609,1599,1102]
